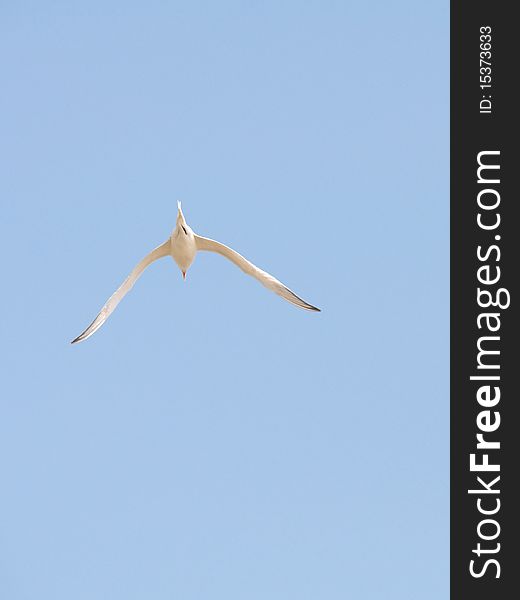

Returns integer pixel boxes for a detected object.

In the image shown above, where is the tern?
[71,202,320,344]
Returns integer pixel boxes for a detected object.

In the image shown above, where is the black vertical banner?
[451,2,518,599]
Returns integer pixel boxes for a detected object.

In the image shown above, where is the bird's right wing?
[195,234,320,311]
[71,239,171,344]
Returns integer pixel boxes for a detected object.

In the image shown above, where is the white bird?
[71,202,320,344]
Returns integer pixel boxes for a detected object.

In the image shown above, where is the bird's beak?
[182,270,186,280]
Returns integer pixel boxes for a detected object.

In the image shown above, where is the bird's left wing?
[195,234,320,311]
[71,239,171,344]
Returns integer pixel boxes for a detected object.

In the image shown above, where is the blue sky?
[0,2,448,599]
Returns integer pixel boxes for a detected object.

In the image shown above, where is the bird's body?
[72,202,320,344]
[170,222,196,276]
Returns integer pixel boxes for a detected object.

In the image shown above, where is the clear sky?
[0,2,448,599]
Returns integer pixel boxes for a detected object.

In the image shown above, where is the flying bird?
[71,202,320,344]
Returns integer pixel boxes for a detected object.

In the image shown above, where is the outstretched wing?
[195,234,320,312]
[71,240,171,344]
